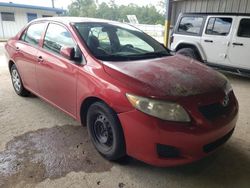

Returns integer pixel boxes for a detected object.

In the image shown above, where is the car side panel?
[36,48,78,117]
[6,40,39,93]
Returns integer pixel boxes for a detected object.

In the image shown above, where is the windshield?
[74,22,170,61]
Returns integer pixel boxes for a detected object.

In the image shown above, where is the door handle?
[204,40,213,43]
[232,42,243,46]
[37,56,44,62]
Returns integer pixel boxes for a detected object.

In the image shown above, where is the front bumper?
[118,94,238,167]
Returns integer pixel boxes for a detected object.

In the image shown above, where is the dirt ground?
[0,43,249,188]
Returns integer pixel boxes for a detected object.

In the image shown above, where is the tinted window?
[238,19,250,38]
[178,16,203,35]
[43,23,76,55]
[206,17,232,36]
[1,12,15,21]
[22,22,46,45]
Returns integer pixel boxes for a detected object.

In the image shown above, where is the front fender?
[173,40,207,61]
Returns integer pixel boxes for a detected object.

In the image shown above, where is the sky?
[0,0,160,9]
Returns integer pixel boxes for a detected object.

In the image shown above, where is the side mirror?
[60,46,75,60]
[60,46,84,64]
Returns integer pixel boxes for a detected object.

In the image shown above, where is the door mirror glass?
[60,46,75,60]
[60,46,84,64]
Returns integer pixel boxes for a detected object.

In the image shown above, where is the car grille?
[199,100,232,121]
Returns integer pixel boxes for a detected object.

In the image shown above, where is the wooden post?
[164,0,172,47]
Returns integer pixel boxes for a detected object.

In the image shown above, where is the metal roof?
[0,2,65,14]
[183,12,250,17]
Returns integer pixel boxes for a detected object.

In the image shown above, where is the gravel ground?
[0,43,249,188]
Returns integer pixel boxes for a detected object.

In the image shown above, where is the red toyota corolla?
[5,17,238,167]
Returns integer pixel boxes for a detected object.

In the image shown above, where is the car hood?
[103,55,227,97]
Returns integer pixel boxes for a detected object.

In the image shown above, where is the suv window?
[178,16,204,35]
[43,23,76,55]
[21,22,46,45]
[238,19,250,38]
[205,17,232,36]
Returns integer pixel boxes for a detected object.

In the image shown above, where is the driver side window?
[43,23,76,55]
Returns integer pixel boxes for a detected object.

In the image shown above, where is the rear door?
[201,16,234,64]
[14,22,47,93]
[36,22,79,117]
[227,17,250,69]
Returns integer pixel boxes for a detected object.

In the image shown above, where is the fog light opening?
[157,144,180,158]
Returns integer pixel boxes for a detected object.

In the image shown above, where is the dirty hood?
[103,55,227,97]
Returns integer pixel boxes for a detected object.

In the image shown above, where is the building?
[171,0,250,24]
[0,2,64,39]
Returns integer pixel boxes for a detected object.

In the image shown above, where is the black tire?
[86,101,126,161]
[177,48,200,61]
[10,64,29,97]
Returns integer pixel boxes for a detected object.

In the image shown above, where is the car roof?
[182,12,250,17]
[32,16,121,25]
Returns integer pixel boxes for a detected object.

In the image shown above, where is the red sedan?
[5,17,238,167]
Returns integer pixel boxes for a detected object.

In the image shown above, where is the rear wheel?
[10,64,29,96]
[177,48,200,61]
[86,101,126,161]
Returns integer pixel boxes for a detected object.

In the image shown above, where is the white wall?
[0,7,58,39]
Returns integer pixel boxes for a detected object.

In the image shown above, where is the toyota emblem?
[222,95,230,107]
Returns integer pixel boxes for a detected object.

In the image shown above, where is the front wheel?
[10,64,29,96]
[177,48,200,61]
[86,101,126,161]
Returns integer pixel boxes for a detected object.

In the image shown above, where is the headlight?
[126,94,191,122]
[224,81,233,94]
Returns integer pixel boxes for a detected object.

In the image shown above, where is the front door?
[227,17,250,70]
[201,16,233,64]
[36,23,79,116]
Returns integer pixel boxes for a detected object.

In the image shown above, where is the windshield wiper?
[141,51,169,57]
[96,51,170,61]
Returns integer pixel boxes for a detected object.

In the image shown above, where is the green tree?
[67,0,165,25]
[68,0,97,17]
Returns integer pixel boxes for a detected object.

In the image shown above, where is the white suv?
[171,13,250,76]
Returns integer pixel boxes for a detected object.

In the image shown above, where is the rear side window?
[21,22,46,45]
[205,17,232,36]
[43,23,76,55]
[238,19,250,38]
[178,16,204,35]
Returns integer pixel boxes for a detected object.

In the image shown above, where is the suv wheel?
[177,48,200,61]
[10,64,29,96]
[86,101,126,161]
